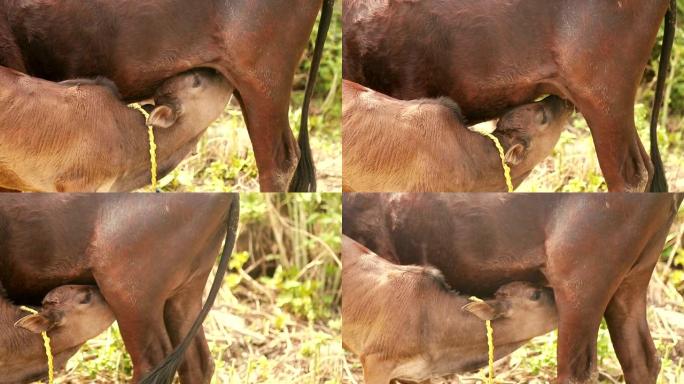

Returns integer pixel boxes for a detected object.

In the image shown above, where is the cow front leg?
[234,84,300,192]
[574,99,652,192]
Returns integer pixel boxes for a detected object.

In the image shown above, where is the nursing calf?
[0,67,232,192]
[0,194,239,383]
[343,0,677,191]
[343,193,683,384]
[342,236,558,383]
[1,285,115,384]
[343,80,571,191]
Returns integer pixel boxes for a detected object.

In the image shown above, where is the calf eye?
[538,109,548,125]
[530,290,542,301]
[79,291,92,304]
[192,75,202,88]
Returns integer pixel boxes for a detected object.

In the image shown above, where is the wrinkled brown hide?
[342,80,571,192]
[0,194,239,383]
[0,67,231,192]
[343,0,675,191]
[1,285,114,384]
[342,236,558,384]
[343,193,683,383]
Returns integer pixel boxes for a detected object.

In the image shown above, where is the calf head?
[15,285,114,337]
[145,68,232,131]
[4,285,115,384]
[463,281,558,344]
[493,96,573,182]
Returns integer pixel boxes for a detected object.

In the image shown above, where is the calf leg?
[164,272,214,384]
[362,354,394,384]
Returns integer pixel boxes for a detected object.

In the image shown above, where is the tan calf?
[0,67,232,192]
[1,285,115,384]
[342,80,572,192]
[341,235,558,384]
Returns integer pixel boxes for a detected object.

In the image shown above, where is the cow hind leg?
[102,297,174,382]
[604,225,670,384]
[234,85,301,192]
[573,96,652,192]
[604,276,659,384]
[552,279,615,384]
[163,273,214,384]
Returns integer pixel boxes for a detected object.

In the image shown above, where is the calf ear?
[147,105,178,129]
[504,143,525,165]
[14,313,54,333]
[462,301,502,321]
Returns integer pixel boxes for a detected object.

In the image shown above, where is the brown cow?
[343,193,683,384]
[342,80,572,192]
[0,67,231,192]
[342,236,558,384]
[0,194,239,384]
[343,0,677,192]
[1,285,115,384]
[0,0,335,192]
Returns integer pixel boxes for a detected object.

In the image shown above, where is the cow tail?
[289,0,335,192]
[140,196,240,384]
[649,0,676,192]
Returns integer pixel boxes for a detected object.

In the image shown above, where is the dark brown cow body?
[343,193,682,384]
[343,0,676,192]
[0,0,335,192]
[0,194,239,383]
